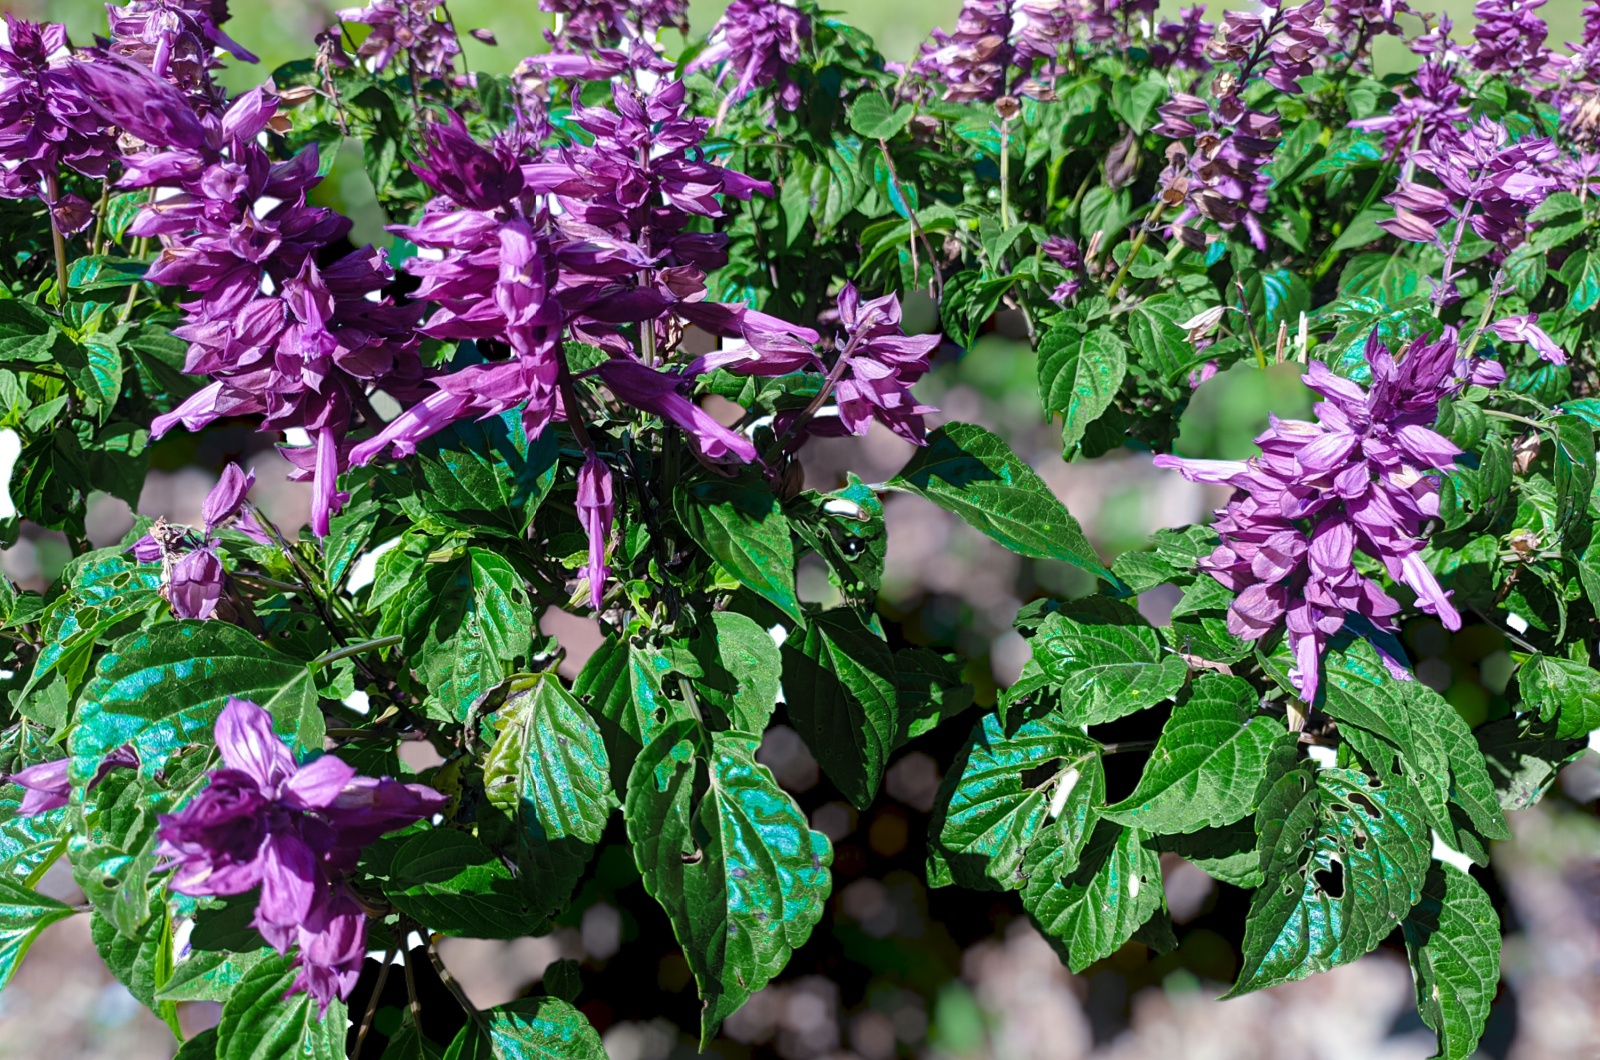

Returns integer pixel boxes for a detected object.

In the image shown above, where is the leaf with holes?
[1022,819,1164,973]
[572,636,695,791]
[928,711,1102,892]
[1229,767,1432,996]
[1026,613,1188,725]
[1104,675,1294,835]
[781,609,897,809]
[1403,863,1501,1060]
[626,723,832,1045]
[479,673,616,916]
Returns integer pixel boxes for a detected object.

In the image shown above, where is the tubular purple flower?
[6,746,138,816]
[823,284,941,445]
[157,699,444,1013]
[1486,314,1567,365]
[595,358,758,462]
[0,18,117,201]
[337,0,464,83]
[1469,0,1549,78]
[687,0,811,113]
[1154,329,1465,703]
[577,454,614,610]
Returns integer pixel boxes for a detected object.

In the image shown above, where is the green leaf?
[894,646,975,743]
[1340,253,1423,303]
[157,946,271,1002]
[1104,675,1293,834]
[1126,295,1207,388]
[675,476,801,624]
[1109,73,1167,134]
[572,636,693,789]
[175,1028,220,1060]
[1026,613,1188,725]
[888,422,1120,587]
[68,256,148,292]
[1516,654,1600,740]
[386,829,552,938]
[480,673,616,914]
[444,997,607,1060]
[1230,767,1432,996]
[410,410,558,538]
[1037,322,1128,455]
[383,1016,447,1060]
[1549,414,1595,552]
[216,952,346,1060]
[1319,643,1509,859]
[929,711,1101,891]
[70,622,314,779]
[0,875,74,993]
[781,609,897,809]
[395,547,535,722]
[1560,247,1600,311]
[846,94,913,139]
[683,612,781,733]
[1476,715,1587,812]
[1403,863,1501,1060]
[1329,206,1395,253]
[1022,820,1163,973]
[626,724,832,1045]
[1155,820,1262,887]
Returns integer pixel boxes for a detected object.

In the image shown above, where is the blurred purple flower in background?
[687,0,811,114]
[338,0,465,83]
[540,0,688,53]
[1155,329,1465,703]
[108,0,256,107]
[157,698,444,1012]
[1469,0,1550,77]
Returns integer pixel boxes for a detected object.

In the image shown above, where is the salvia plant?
[0,0,1597,1055]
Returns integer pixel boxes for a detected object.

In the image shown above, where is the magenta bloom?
[576,453,614,610]
[0,18,116,201]
[595,358,757,463]
[539,0,687,53]
[828,284,940,445]
[1155,330,1465,703]
[6,746,138,816]
[338,0,463,83]
[687,0,811,112]
[1486,314,1567,365]
[131,463,265,621]
[157,699,444,1013]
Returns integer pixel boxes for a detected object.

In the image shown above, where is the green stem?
[0,360,70,381]
[1105,200,1166,301]
[427,934,488,1031]
[1483,408,1545,431]
[44,174,69,307]
[999,118,1013,229]
[1458,270,1506,362]
[310,634,403,670]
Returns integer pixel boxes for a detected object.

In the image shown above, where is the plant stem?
[310,634,403,669]
[1100,739,1157,755]
[1458,270,1506,362]
[1104,200,1166,301]
[999,118,1013,229]
[762,330,861,463]
[44,174,69,307]
[427,934,487,1030]
[1432,205,1474,314]
[351,950,396,1060]
[401,939,423,1029]
[1483,408,1545,431]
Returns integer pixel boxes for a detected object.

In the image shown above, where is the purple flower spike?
[0,18,117,201]
[158,699,444,1013]
[1155,329,1466,703]
[829,284,940,445]
[577,453,614,610]
[1486,314,1567,365]
[687,0,811,113]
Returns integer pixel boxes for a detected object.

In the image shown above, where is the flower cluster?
[337,0,466,83]
[157,699,444,1011]
[107,0,256,108]
[1155,330,1466,703]
[1349,61,1470,155]
[0,18,115,222]
[131,463,267,621]
[539,0,688,54]
[1469,0,1550,78]
[69,59,427,536]
[686,0,811,115]
[910,0,1075,103]
[1155,1,1332,251]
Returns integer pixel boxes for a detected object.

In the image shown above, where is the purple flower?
[577,453,614,610]
[686,0,811,113]
[1349,61,1469,155]
[0,18,116,202]
[6,746,138,816]
[595,358,758,462]
[1469,0,1549,78]
[1151,6,1214,72]
[827,284,940,445]
[540,0,688,53]
[911,0,1070,103]
[131,463,267,620]
[337,0,464,83]
[157,699,444,1014]
[107,0,256,107]
[1042,236,1084,303]
[1487,314,1567,365]
[1154,329,1465,703]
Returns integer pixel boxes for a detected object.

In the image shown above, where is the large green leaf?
[480,674,616,914]
[929,711,1101,891]
[1403,863,1501,1060]
[888,422,1120,587]
[1037,322,1128,454]
[395,547,535,722]
[443,997,607,1060]
[678,612,782,733]
[626,724,832,1045]
[1230,767,1432,995]
[1022,819,1163,973]
[1104,675,1293,834]
[1549,414,1596,551]
[780,609,898,809]
[1026,612,1188,725]
[410,410,558,538]
[1319,644,1509,860]
[215,952,346,1060]
[1475,715,1587,812]
[0,875,74,994]
[385,829,552,938]
[1517,653,1600,740]
[157,945,270,1002]
[91,902,179,1032]
[1126,295,1207,388]
[675,476,802,623]
[70,622,313,779]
